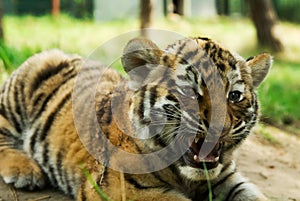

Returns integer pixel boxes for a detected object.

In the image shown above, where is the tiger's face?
[121,37,272,180]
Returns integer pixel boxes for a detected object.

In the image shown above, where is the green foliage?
[1,15,299,134]
[258,59,300,129]
[273,0,300,23]
[60,0,94,19]
[0,41,39,71]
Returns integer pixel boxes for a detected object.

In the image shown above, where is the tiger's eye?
[228,91,242,103]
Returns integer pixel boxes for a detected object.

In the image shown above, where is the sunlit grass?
[3,14,138,57]
[258,59,300,132]
[259,60,300,120]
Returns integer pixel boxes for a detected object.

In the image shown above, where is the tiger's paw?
[0,150,46,190]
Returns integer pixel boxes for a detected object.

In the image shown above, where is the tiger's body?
[0,37,271,201]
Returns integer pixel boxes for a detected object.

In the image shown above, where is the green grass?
[1,14,300,134]
[82,167,112,201]
[258,59,300,125]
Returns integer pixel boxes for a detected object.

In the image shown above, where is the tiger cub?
[0,37,271,201]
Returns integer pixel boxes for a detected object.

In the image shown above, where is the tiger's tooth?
[193,155,198,161]
[194,136,200,143]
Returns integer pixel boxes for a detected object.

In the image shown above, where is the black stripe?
[137,86,147,121]
[198,37,210,41]
[32,93,45,107]
[126,178,163,190]
[72,74,100,97]
[80,185,87,201]
[105,106,112,125]
[31,73,76,123]
[162,188,172,193]
[232,126,246,135]
[13,84,23,127]
[224,182,245,201]
[182,48,199,62]
[203,42,211,53]
[0,143,14,147]
[198,163,235,199]
[97,96,111,124]
[162,55,169,63]
[39,92,71,141]
[149,86,157,107]
[176,42,187,56]
[168,164,182,183]
[42,141,58,187]
[176,75,186,81]
[218,63,226,72]
[230,188,246,200]
[29,127,40,154]
[64,169,73,196]
[154,135,167,147]
[5,79,22,133]
[233,120,243,129]
[221,161,232,172]
[42,141,49,165]
[229,59,238,69]
[0,79,8,95]
[56,151,64,187]
[0,127,18,140]
[212,167,236,189]
[29,61,70,96]
[163,104,179,120]
[0,103,8,120]
[246,56,254,62]
[19,81,27,120]
[49,165,58,187]
[186,65,198,84]
[166,94,178,103]
[152,172,171,187]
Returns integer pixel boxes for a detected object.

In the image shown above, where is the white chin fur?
[179,164,223,181]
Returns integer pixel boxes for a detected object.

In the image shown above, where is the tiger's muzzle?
[183,137,224,170]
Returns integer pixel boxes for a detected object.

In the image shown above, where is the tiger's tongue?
[190,138,220,161]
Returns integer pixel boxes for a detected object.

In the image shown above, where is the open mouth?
[183,136,223,170]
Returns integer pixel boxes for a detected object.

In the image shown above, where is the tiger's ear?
[121,37,162,74]
[246,53,272,88]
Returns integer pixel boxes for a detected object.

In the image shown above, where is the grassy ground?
[1,14,300,134]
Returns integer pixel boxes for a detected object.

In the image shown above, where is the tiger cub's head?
[121,37,271,180]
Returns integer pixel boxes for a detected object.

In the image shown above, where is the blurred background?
[0,0,299,136]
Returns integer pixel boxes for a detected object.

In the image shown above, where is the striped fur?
[0,37,271,201]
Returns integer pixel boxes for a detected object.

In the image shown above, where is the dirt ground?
[0,125,299,201]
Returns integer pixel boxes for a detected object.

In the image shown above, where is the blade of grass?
[0,43,12,70]
[202,162,213,201]
[82,167,112,201]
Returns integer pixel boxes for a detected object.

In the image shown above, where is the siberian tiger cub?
[0,37,271,201]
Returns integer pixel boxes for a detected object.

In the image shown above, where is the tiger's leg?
[0,116,45,190]
[77,183,192,201]
[76,169,191,201]
[215,174,268,201]
[211,162,268,201]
